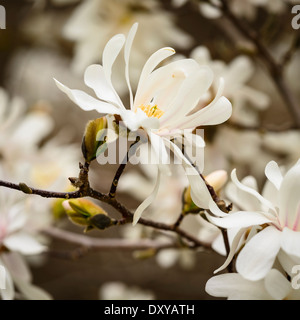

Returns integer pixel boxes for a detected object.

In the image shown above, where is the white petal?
[236,226,281,281]
[84,64,124,108]
[1,252,32,282]
[179,96,232,129]
[14,278,52,300]
[54,79,120,115]
[278,162,300,230]
[264,269,292,300]
[4,233,47,255]
[207,211,273,228]
[0,264,14,300]
[102,33,125,89]
[281,227,300,258]
[265,160,283,191]
[213,228,248,274]
[169,141,212,209]
[161,66,214,126]
[133,169,161,226]
[124,23,138,110]
[205,273,269,300]
[135,47,176,104]
[231,169,276,213]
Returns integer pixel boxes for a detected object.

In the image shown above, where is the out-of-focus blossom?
[207,159,300,282]
[206,268,300,300]
[0,185,51,300]
[190,46,270,126]
[55,23,232,224]
[0,87,79,190]
[99,281,155,300]
[198,0,287,20]
[62,0,193,92]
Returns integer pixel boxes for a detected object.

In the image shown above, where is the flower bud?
[82,117,108,162]
[205,170,228,192]
[63,198,110,231]
[182,186,201,214]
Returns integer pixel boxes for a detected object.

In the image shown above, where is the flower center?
[137,104,164,119]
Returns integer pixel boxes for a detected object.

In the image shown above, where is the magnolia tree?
[0,0,300,300]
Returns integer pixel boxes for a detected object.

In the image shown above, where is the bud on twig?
[82,117,108,162]
[62,198,113,232]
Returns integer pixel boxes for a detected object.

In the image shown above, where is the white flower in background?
[55,23,232,224]
[206,268,300,300]
[0,185,51,300]
[207,159,300,282]
[190,46,270,126]
[198,0,287,20]
[99,281,155,300]
[0,87,79,190]
[62,0,193,92]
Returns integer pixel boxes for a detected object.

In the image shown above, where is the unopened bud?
[63,198,110,231]
[182,186,201,214]
[205,170,228,192]
[82,117,108,162]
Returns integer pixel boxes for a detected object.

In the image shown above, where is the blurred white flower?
[190,46,270,126]
[208,159,300,282]
[206,268,300,300]
[62,0,193,92]
[198,0,287,20]
[55,23,232,224]
[99,281,155,300]
[0,185,51,300]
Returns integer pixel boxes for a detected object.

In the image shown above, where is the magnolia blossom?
[62,0,193,91]
[190,46,270,126]
[206,268,300,300]
[207,159,300,282]
[55,23,232,224]
[0,185,51,300]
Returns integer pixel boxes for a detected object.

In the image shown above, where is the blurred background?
[0,0,299,300]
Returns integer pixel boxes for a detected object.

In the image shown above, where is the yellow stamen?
[137,104,164,119]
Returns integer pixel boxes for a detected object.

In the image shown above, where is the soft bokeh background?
[0,0,299,300]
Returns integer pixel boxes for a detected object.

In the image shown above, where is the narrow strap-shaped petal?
[54,79,121,115]
[231,168,277,214]
[265,160,283,190]
[84,64,124,108]
[169,140,213,209]
[134,47,175,105]
[213,227,248,275]
[132,168,161,226]
[124,23,138,110]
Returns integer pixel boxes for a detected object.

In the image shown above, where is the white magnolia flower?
[190,46,270,126]
[62,0,193,89]
[208,159,300,282]
[55,23,232,224]
[0,253,52,300]
[206,268,300,300]
[0,185,51,300]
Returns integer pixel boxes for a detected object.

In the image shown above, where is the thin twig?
[109,137,140,198]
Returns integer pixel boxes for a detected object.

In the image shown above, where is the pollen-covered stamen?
[137,104,164,119]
